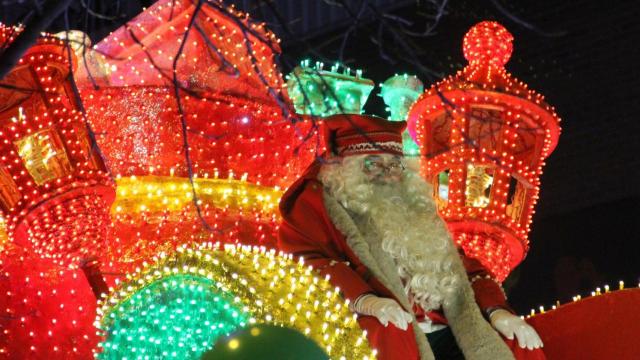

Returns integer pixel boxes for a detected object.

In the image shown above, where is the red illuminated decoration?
[0,24,114,268]
[1,1,635,357]
[0,0,318,356]
[73,0,316,268]
[0,251,99,358]
[78,0,312,186]
[407,21,561,281]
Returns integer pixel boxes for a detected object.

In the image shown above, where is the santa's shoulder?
[280,178,325,214]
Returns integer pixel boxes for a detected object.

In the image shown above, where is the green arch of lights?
[98,274,249,360]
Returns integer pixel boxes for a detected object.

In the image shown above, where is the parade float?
[0,1,637,359]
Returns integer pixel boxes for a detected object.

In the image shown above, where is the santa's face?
[361,154,405,185]
[319,153,462,311]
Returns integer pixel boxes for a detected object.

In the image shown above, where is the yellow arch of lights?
[112,176,283,217]
[97,243,376,360]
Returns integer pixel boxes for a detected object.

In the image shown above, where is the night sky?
[1,0,638,314]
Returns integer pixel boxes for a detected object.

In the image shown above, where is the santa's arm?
[459,250,515,316]
[278,183,375,302]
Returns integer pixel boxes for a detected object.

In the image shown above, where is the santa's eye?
[367,162,384,169]
[363,160,405,175]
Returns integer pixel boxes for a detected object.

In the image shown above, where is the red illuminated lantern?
[407,21,561,280]
[0,24,115,267]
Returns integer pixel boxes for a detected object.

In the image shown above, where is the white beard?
[319,155,462,311]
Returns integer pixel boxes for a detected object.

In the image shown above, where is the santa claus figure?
[278,114,545,360]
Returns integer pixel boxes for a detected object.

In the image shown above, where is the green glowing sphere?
[201,324,329,360]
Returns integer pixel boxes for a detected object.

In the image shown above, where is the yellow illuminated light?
[526,281,638,319]
[15,128,72,185]
[0,217,8,252]
[112,176,283,218]
[228,339,240,350]
[465,164,492,208]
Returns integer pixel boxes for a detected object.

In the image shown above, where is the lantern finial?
[463,21,513,67]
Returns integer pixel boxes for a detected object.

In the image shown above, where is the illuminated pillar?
[0,24,114,267]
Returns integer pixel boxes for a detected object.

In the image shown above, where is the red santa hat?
[322,114,406,157]
[280,114,406,213]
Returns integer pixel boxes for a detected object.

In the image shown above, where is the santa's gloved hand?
[489,309,543,350]
[352,294,413,330]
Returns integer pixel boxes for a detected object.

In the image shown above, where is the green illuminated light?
[402,132,421,156]
[380,74,423,121]
[380,74,424,156]
[98,275,248,360]
[286,60,374,116]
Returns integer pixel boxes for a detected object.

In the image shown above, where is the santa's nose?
[369,172,402,184]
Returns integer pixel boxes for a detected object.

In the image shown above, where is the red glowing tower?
[0,25,115,267]
[407,21,561,280]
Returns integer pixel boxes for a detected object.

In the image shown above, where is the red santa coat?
[278,163,545,360]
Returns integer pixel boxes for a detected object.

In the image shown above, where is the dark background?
[1,0,639,314]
